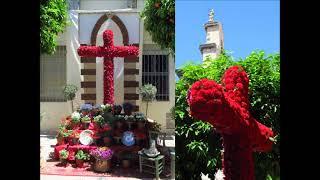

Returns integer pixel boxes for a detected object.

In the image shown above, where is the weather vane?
[209,9,214,22]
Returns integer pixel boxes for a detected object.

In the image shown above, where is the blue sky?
[175,0,280,68]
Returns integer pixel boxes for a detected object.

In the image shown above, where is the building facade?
[40,0,175,133]
[199,9,224,61]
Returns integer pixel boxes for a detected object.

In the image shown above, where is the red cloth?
[54,145,98,160]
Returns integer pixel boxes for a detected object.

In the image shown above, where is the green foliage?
[93,115,105,126]
[139,84,157,117]
[40,0,68,54]
[81,115,91,123]
[139,84,157,102]
[175,51,280,180]
[59,149,69,159]
[141,0,175,53]
[75,150,90,160]
[62,84,78,101]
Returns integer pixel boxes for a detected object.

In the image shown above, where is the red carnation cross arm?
[77,30,139,104]
[187,66,275,180]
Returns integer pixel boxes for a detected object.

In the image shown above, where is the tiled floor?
[40,174,151,180]
[40,134,175,180]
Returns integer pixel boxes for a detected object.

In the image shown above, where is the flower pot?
[82,122,90,129]
[114,136,122,144]
[116,121,123,129]
[103,137,112,146]
[93,159,111,172]
[57,136,65,145]
[75,159,84,168]
[137,121,145,129]
[126,121,134,130]
[122,159,130,168]
[136,138,144,146]
[124,110,132,116]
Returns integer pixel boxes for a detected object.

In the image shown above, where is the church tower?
[199,9,224,61]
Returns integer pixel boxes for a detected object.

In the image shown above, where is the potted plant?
[112,105,122,115]
[134,112,146,130]
[59,149,69,166]
[80,103,93,116]
[123,102,134,115]
[75,150,90,168]
[70,130,80,145]
[121,152,132,168]
[93,115,105,127]
[103,111,115,125]
[114,114,124,129]
[135,132,147,146]
[71,111,81,129]
[81,115,91,129]
[139,84,157,117]
[101,104,112,113]
[57,124,66,145]
[103,136,112,146]
[90,147,114,172]
[125,115,135,130]
[63,84,78,112]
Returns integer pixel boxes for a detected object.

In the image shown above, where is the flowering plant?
[71,130,80,138]
[59,149,69,160]
[93,115,105,126]
[90,147,113,160]
[101,104,112,112]
[81,115,91,123]
[113,105,122,115]
[80,103,93,112]
[71,111,81,123]
[75,150,90,160]
[134,112,146,121]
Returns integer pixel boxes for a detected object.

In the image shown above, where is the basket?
[93,159,111,172]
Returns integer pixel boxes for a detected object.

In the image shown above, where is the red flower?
[77,30,139,104]
[187,66,275,179]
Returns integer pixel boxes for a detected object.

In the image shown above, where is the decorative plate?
[122,131,135,146]
[79,130,94,145]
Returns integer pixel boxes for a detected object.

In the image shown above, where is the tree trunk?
[146,101,149,117]
[71,100,74,112]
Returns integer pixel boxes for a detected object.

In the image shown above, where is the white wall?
[80,0,127,10]
[41,11,83,132]
[79,12,140,45]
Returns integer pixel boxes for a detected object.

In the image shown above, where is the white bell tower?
[199,9,224,61]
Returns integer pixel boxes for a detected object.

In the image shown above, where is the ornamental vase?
[93,159,111,172]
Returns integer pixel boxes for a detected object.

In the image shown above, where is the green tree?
[40,0,68,54]
[175,51,280,180]
[141,0,175,54]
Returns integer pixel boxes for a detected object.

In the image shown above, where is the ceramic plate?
[79,130,94,145]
